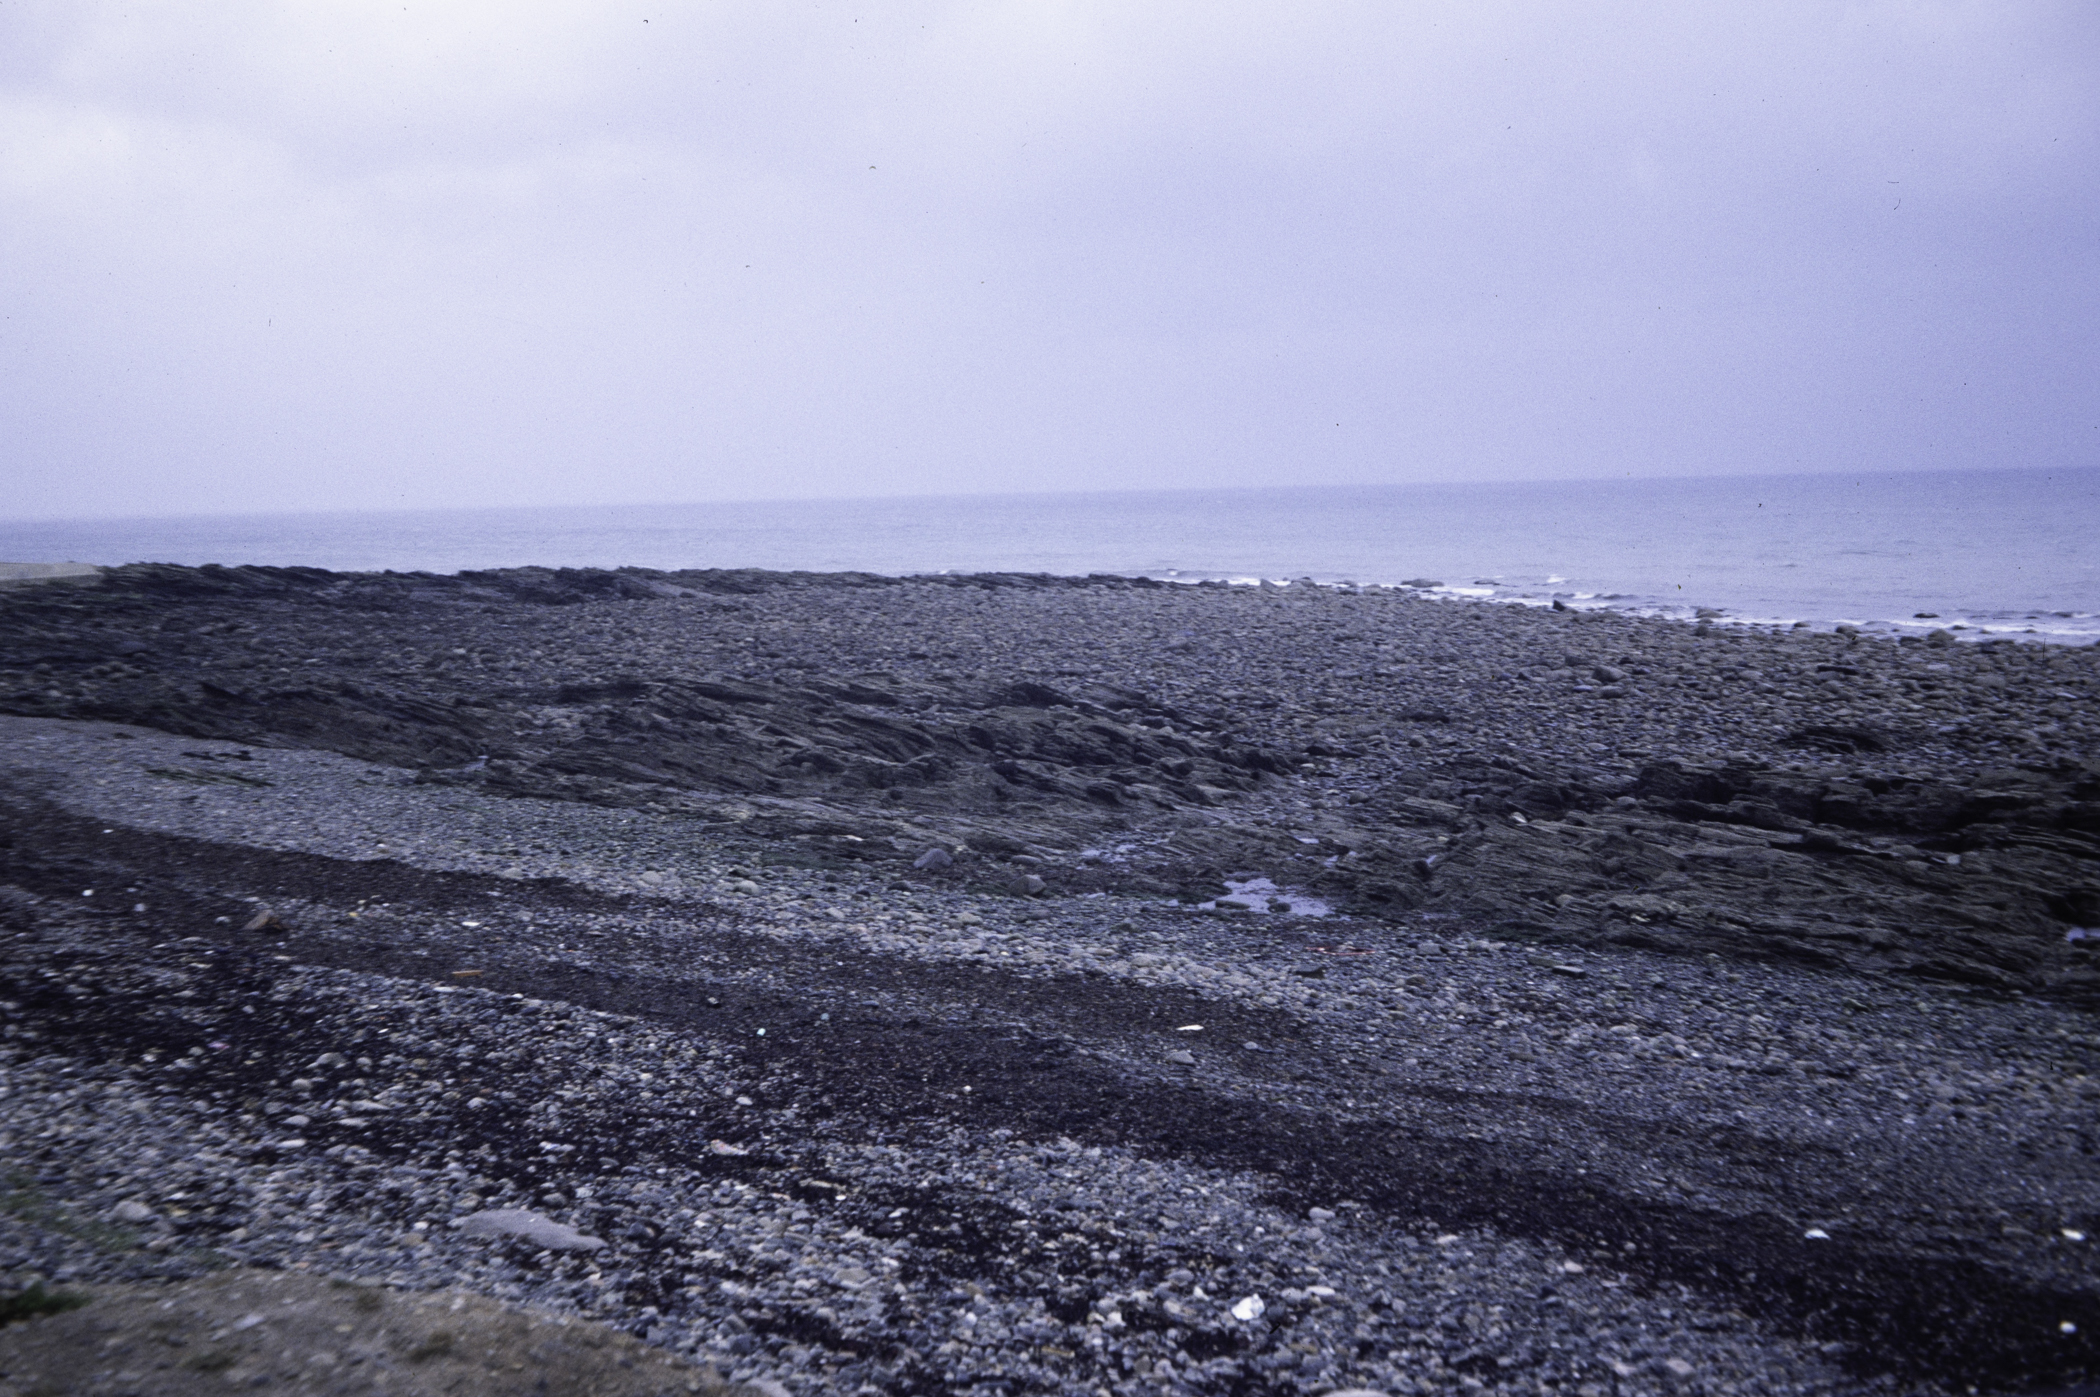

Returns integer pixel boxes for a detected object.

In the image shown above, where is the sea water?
[3,466,2094,642]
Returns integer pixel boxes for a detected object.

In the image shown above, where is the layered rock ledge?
[0,565,2094,1397]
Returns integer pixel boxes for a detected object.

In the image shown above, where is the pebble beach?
[1,563,2095,1397]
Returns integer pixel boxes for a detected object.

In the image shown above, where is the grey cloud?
[2,1,2094,519]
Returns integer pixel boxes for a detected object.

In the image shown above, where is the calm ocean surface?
[5,467,2095,642]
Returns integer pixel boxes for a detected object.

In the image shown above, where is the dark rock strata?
[3,563,2099,1396]
[2,563,2095,1001]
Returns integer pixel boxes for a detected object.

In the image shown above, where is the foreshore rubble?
[1,565,2094,1397]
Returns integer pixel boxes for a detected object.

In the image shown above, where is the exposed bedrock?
[1,561,2095,1001]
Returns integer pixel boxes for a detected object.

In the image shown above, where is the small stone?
[1013,874,1046,896]
[113,1200,154,1223]
[731,879,760,894]
[241,908,284,932]
[1230,1294,1265,1322]
[457,1209,605,1252]
[1665,1358,1695,1376]
[1165,1049,1196,1065]
[912,847,954,870]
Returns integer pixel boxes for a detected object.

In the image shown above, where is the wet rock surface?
[1,563,2095,1000]
[1,566,2097,1397]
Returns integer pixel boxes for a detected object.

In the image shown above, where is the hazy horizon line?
[6,459,2093,531]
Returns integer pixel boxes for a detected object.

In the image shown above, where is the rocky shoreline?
[1,564,2095,1397]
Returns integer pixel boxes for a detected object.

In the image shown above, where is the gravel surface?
[1,568,2096,1397]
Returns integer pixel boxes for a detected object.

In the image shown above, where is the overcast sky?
[3,2,2095,520]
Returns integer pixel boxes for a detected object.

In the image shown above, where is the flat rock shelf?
[0,564,2095,1397]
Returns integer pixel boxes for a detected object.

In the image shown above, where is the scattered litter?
[1803,1228,1830,1239]
[2064,1229,2088,1241]
[708,1139,749,1157]
[1230,1295,1265,1322]
[1174,1024,1203,1032]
